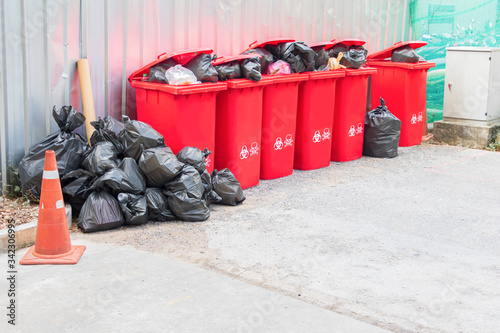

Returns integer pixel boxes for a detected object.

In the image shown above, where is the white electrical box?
[443,47,500,125]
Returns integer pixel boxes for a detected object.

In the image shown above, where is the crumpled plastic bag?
[165,65,200,85]
[241,57,262,81]
[363,97,402,158]
[101,115,125,135]
[118,115,165,161]
[391,45,420,63]
[78,191,124,233]
[61,169,97,216]
[145,188,176,221]
[139,146,184,188]
[267,60,291,75]
[81,141,119,176]
[242,47,275,72]
[176,147,210,174]
[211,168,245,206]
[312,46,330,71]
[19,105,88,198]
[149,58,179,83]
[117,193,149,225]
[328,43,367,69]
[266,42,316,73]
[201,169,222,204]
[89,168,143,196]
[163,165,210,222]
[214,60,241,81]
[184,53,219,83]
[119,157,146,194]
[89,117,125,153]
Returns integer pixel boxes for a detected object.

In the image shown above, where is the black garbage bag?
[78,191,124,233]
[211,168,245,206]
[102,115,125,135]
[184,54,218,83]
[117,193,148,225]
[241,57,262,81]
[139,146,184,187]
[312,46,330,71]
[391,45,420,63]
[61,169,97,216]
[81,141,119,176]
[119,158,146,194]
[363,98,402,158]
[164,165,204,200]
[201,169,222,204]
[149,58,179,83]
[145,188,176,221]
[118,116,165,161]
[266,42,316,73]
[89,117,125,153]
[89,167,142,196]
[329,43,367,69]
[214,60,241,81]
[176,147,210,174]
[19,105,87,198]
[242,47,275,72]
[163,165,210,221]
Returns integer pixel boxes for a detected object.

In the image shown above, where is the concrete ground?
[2,144,499,332]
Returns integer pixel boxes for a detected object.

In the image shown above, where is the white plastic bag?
[165,65,200,85]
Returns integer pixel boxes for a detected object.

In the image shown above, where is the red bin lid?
[128,48,214,82]
[330,39,366,47]
[245,38,295,51]
[367,41,427,60]
[211,54,262,66]
[308,40,336,50]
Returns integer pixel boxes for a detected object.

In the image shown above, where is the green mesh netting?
[410,0,500,122]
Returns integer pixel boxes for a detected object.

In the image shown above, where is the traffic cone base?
[20,245,86,265]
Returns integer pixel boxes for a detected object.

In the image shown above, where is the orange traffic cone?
[20,150,85,265]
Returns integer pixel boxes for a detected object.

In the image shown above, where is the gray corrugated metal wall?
[0,0,411,191]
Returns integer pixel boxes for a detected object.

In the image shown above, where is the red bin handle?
[157,52,167,60]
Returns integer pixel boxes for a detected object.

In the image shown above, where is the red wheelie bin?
[128,48,227,173]
[243,39,308,180]
[327,39,377,162]
[294,41,345,170]
[367,41,436,147]
[212,55,273,189]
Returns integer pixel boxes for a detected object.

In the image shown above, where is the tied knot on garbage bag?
[89,117,125,153]
[19,105,88,198]
[363,97,402,158]
[242,47,275,72]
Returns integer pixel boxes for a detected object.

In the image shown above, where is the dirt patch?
[0,196,38,229]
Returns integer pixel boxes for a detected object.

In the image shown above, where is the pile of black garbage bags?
[19,106,245,233]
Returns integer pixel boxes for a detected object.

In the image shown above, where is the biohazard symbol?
[312,130,322,143]
[322,128,331,140]
[356,123,363,135]
[250,142,259,156]
[284,134,293,147]
[205,156,211,168]
[348,125,356,137]
[274,137,283,150]
[418,112,423,122]
[411,114,417,125]
[240,146,249,159]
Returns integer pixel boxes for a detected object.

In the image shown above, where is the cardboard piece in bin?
[367,41,427,60]
[243,38,295,52]
[212,54,262,66]
[128,48,214,81]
